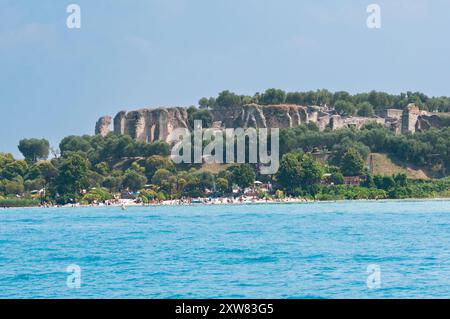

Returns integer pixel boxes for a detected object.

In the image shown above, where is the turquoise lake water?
[0,200,449,298]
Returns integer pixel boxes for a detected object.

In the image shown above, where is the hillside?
[367,153,430,179]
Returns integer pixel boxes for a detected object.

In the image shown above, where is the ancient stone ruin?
[110,107,190,142]
[95,103,444,142]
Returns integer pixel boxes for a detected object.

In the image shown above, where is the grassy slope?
[367,153,430,179]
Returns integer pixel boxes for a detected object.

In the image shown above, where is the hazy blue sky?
[1,0,449,156]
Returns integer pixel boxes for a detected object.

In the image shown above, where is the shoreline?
[2,197,450,210]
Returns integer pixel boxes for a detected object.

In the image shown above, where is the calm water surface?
[0,200,449,298]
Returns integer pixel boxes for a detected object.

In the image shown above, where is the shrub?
[0,198,40,208]
[275,189,285,199]
[82,188,111,204]
[139,189,158,201]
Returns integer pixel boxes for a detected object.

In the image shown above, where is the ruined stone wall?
[377,109,403,121]
[316,114,330,131]
[97,104,312,142]
[330,115,344,130]
[329,115,386,131]
[402,104,421,134]
[416,114,447,131]
[95,103,442,141]
[95,116,112,137]
[210,104,309,129]
[114,111,127,135]
[102,108,189,142]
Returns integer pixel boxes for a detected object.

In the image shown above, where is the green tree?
[333,91,353,104]
[276,153,303,193]
[130,162,145,174]
[59,135,92,155]
[83,170,103,189]
[188,108,213,129]
[326,166,345,185]
[374,174,384,189]
[382,176,396,190]
[83,188,111,203]
[122,170,147,191]
[35,161,58,183]
[145,141,171,156]
[55,153,89,195]
[362,173,376,188]
[1,160,29,180]
[316,89,333,106]
[335,100,356,116]
[357,102,375,117]
[300,155,324,185]
[198,97,217,109]
[102,176,123,192]
[340,148,365,176]
[216,90,241,108]
[0,153,14,169]
[145,155,175,180]
[215,177,229,194]
[151,168,174,192]
[231,164,256,189]
[179,170,202,197]
[198,97,209,109]
[195,172,214,191]
[24,178,45,192]
[3,179,24,195]
[394,173,408,187]
[260,88,286,105]
[95,162,110,176]
[331,138,370,166]
[18,138,50,163]
[275,189,285,199]
[368,91,392,110]
[286,92,305,105]
[330,171,345,185]
[299,154,324,197]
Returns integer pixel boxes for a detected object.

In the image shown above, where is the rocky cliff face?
[111,107,189,142]
[95,116,112,137]
[95,103,445,141]
[96,104,311,142]
[211,104,309,129]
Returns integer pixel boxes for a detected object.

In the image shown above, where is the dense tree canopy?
[197,89,450,112]
[357,102,375,117]
[55,153,89,196]
[145,155,175,181]
[335,100,356,116]
[276,153,303,193]
[187,107,214,128]
[260,89,287,105]
[279,124,450,176]
[216,90,242,108]
[18,139,49,163]
[276,153,323,196]
[230,164,256,189]
[122,169,147,191]
[340,148,365,176]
